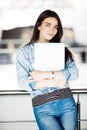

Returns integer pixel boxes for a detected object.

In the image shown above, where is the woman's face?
[38,17,58,42]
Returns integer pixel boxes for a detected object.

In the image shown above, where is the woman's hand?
[29,70,66,89]
[55,71,66,80]
[30,70,51,80]
[35,78,66,89]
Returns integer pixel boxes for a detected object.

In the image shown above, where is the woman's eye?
[46,24,49,27]
[55,26,58,29]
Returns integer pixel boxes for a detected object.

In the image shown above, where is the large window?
[0,27,86,90]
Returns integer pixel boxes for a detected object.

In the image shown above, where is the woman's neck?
[37,38,49,43]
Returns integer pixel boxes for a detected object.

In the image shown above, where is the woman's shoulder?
[18,43,34,53]
[17,43,34,58]
[20,42,34,50]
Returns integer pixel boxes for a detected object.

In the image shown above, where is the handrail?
[0,89,87,95]
[0,89,87,130]
[71,89,87,94]
[0,89,87,96]
[71,89,87,130]
[0,90,30,95]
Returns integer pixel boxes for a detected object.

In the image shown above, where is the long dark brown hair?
[28,10,74,64]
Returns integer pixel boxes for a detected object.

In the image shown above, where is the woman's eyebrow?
[45,22,51,25]
[45,22,58,26]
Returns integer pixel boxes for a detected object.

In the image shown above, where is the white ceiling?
[0,0,87,45]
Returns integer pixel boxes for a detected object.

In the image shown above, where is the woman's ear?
[38,26,40,31]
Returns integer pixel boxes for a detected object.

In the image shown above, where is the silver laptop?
[34,43,65,71]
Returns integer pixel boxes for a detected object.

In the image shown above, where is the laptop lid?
[34,43,65,71]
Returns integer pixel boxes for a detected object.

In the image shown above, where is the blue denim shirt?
[16,43,79,98]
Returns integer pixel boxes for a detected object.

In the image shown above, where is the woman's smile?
[38,17,58,42]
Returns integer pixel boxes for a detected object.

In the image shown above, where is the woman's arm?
[34,78,66,89]
[30,60,79,89]
[16,47,35,92]
[30,70,66,89]
[61,60,79,81]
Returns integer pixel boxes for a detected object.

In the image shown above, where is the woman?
[16,10,79,130]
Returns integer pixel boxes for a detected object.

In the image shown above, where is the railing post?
[77,94,81,130]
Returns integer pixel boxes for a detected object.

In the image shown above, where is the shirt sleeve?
[61,60,79,81]
[16,47,35,92]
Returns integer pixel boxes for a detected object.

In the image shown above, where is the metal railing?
[0,89,87,130]
[72,89,87,130]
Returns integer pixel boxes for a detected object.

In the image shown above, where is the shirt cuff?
[29,81,37,90]
[61,69,71,80]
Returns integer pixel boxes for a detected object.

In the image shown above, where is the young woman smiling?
[16,10,79,130]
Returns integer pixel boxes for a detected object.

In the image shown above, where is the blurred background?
[0,0,87,130]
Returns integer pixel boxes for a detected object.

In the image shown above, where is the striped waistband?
[32,88,72,107]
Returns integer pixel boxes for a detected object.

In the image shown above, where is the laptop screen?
[34,43,65,71]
